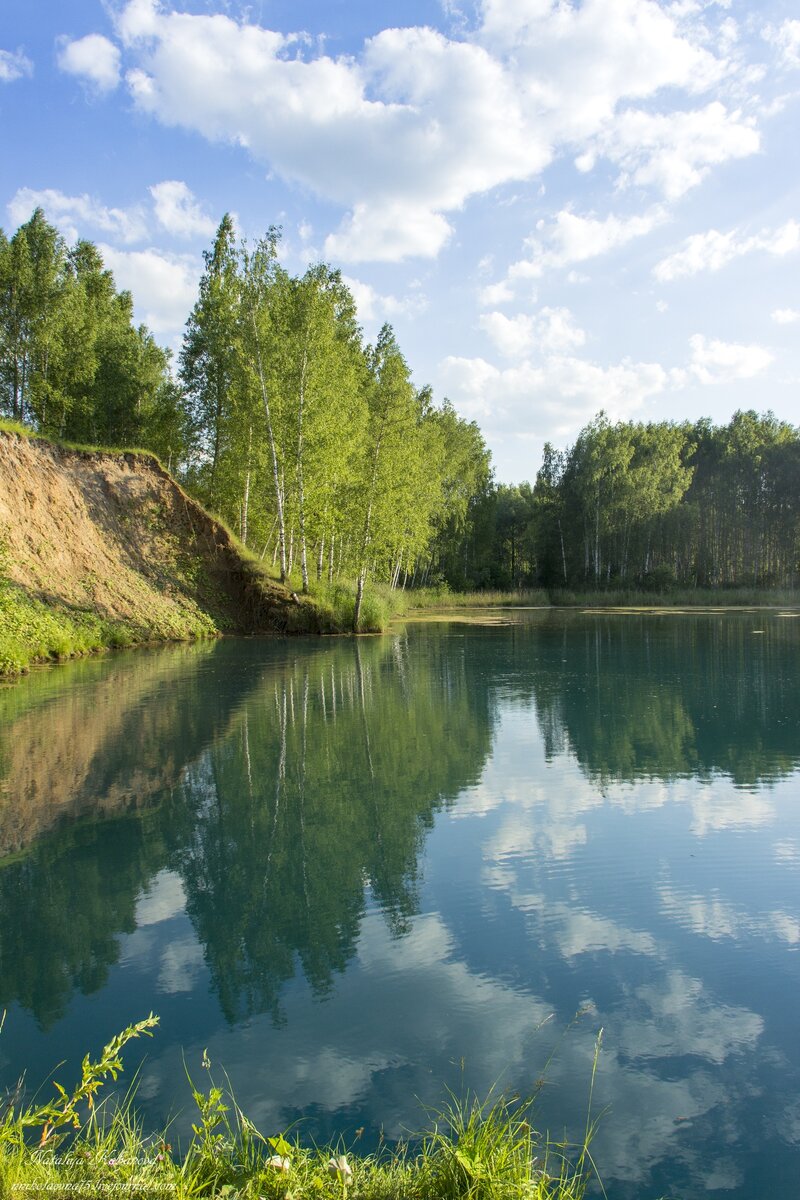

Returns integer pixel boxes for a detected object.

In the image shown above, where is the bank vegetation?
[1,207,798,654]
[0,1016,596,1200]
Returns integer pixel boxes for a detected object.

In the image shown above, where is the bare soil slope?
[0,430,313,672]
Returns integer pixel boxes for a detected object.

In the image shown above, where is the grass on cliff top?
[0,1015,600,1200]
[0,418,163,466]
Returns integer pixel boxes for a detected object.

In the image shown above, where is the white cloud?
[772,308,800,325]
[325,203,454,263]
[660,885,800,946]
[78,0,751,263]
[157,937,205,993]
[654,220,800,281]
[440,324,774,463]
[135,869,187,926]
[613,970,763,1065]
[479,0,728,127]
[7,187,148,244]
[496,208,667,298]
[763,19,800,69]
[439,352,667,439]
[340,275,428,323]
[687,334,773,384]
[149,180,216,239]
[97,243,201,335]
[0,48,33,83]
[479,307,586,358]
[592,102,759,199]
[57,34,122,93]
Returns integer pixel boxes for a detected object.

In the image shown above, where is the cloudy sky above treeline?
[2,0,799,480]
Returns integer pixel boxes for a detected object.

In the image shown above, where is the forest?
[2,207,799,601]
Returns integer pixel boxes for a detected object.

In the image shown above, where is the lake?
[1,610,799,1198]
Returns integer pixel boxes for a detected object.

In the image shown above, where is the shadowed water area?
[1,612,799,1198]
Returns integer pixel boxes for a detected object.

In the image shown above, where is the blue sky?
[2,0,799,481]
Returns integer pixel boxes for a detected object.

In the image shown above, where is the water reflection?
[0,633,493,1025]
[0,614,799,1199]
[174,637,493,1022]
[506,611,800,786]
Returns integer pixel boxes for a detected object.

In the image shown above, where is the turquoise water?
[1,611,799,1198]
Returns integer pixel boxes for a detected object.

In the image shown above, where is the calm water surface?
[1,611,799,1199]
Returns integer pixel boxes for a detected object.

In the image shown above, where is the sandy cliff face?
[0,430,301,641]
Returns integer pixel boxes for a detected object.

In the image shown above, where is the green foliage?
[8,204,796,614]
[383,586,550,614]
[308,580,389,632]
[0,576,219,679]
[178,221,493,613]
[417,1086,595,1200]
[0,583,136,676]
[0,210,190,460]
[0,1019,596,1200]
[466,411,800,594]
[2,1014,158,1150]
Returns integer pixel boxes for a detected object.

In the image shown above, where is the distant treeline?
[2,209,798,597]
[479,412,800,591]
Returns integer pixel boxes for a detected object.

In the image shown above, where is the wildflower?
[327,1155,352,1184]
[267,1155,292,1172]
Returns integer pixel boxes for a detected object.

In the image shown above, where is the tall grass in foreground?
[0,1016,600,1200]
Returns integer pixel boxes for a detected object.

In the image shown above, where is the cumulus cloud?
[763,19,800,69]
[57,34,122,92]
[341,275,428,323]
[438,352,667,440]
[57,0,757,262]
[325,204,454,263]
[0,48,33,83]
[7,187,148,244]
[687,333,773,384]
[772,308,800,325]
[149,180,216,238]
[481,208,666,300]
[660,885,800,946]
[479,307,586,358]
[589,102,759,199]
[97,243,201,335]
[654,219,800,281]
[438,323,774,472]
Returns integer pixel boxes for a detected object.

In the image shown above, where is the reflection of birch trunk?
[243,709,253,801]
[355,643,389,893]
[263,683,287,892]
[354,641,374,779]
[300,670,310,913]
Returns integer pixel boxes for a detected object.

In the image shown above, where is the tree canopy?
[3,207,798,601]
